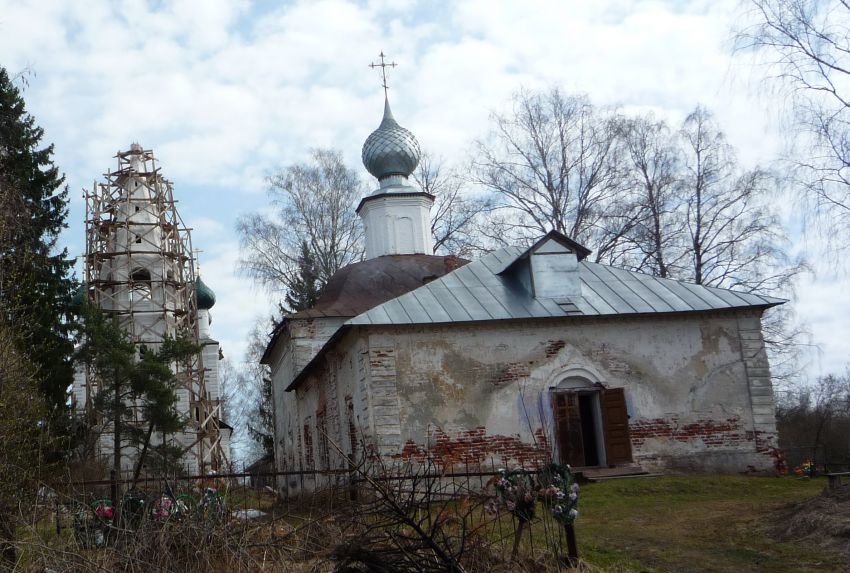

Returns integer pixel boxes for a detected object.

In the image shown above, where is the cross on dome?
[369,51,397,98]
[362,52,421,183]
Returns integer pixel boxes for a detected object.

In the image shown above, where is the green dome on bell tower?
[196,277,216,310]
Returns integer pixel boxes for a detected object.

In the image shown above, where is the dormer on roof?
[498,230,591,301]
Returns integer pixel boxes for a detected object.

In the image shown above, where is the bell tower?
[75,143,230,474]
[358,54,434,259]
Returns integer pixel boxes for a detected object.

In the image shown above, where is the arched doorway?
[551,377,632,468]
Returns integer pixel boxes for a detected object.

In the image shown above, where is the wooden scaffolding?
[81,143,228,474]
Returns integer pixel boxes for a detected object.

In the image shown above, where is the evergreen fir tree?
[76,303,200,482]
[247,372,275,459]
[0,67,75,414]
[284,239,322,312]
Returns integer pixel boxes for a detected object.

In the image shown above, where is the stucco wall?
[273,309,779,485]
[268,316,346,481]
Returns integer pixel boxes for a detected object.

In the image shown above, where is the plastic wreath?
[489,464,580,526]
[92,498,114,520]
[492,468,539,523]
[150,495,175,521]
[794,458,815,478]
[537,463,579,526]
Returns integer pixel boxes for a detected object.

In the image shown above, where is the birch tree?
[678,107,802,293]
[237,148,365,296]
[413,153,492,258]
[678,107,808,385]
[736,0,850,250]
[471,89,633,260]
[616,114,687,277]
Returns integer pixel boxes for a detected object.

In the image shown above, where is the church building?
[263,97,782,492]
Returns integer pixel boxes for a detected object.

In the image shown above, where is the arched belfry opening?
[130,267,151,302]
[551,375,633,468]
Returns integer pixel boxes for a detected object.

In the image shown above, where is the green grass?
[574,475,840,573]
[14,476,842,572]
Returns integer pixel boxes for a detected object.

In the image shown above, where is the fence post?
[110,469,119,526]
[565,523,578,567]
[54,499,61,535]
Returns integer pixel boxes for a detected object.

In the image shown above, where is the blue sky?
[1,0,846,378]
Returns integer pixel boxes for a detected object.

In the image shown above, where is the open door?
[601,387,632,465]
[553,392,585,467]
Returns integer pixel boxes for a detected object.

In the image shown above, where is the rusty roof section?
[292,254,469,319]
[261,254,467,364]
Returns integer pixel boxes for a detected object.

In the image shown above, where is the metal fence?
[46,460,580,569]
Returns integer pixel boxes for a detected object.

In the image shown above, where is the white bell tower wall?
[358,191,434,258]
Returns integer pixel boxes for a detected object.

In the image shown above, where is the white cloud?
[0,0,845,375]
[795,273,850,377]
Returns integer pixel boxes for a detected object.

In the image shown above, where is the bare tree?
[412,153,492,258]
[615,114,687,277]
[678,107,809,383]
[679,106,803,292]
[237,148,365,296]
[471,89,631,259]
[736,0,850,250]
[777,369,850,464]
[244,320,274,461]
[761,304,812,389]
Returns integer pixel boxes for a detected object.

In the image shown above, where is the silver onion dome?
[361,98,421,181]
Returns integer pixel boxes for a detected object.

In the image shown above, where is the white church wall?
[358,194,434,258]
[280,309,779,484]
[202,342,219,401]
[268,316,347,486]
[371,310,776,474]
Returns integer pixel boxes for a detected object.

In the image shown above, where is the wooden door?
[553,392,585,467]
[601,387,632,465]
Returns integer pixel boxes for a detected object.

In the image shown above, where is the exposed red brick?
[629,416,749,449]
[492,362,531,386]
[751,429,778,453]
[545,340,566,357]
[393,426,550,469]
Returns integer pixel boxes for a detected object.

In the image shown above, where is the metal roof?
[261,254,468,365]
[346,246,785,327]
[284,232,785,390]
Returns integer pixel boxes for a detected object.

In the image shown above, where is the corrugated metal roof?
[346,246,784,327]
